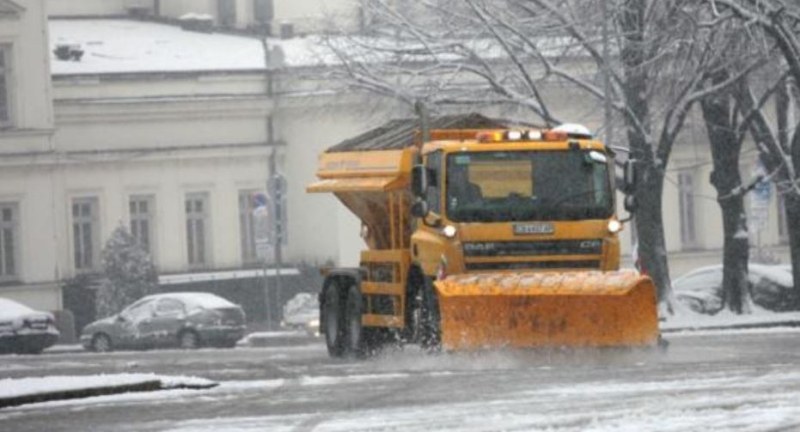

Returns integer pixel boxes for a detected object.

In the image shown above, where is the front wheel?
[91,333,112,353]
[418,277,442,351]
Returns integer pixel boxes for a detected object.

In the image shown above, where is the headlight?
[307,319,320,329]
[442,225,457,238]
[608,219,622,233]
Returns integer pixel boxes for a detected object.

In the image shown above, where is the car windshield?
[121,299,154,321]
[445,150,613,222]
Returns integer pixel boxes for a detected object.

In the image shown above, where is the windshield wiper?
[549,189,601,208]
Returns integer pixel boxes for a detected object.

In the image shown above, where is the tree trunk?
[618,0,674,311]
[786,193,800,307]
[779,78,800,308]
[634,168,674,311]
[700,90,750,314]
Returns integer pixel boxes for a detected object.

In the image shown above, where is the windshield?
[445,150,613,222]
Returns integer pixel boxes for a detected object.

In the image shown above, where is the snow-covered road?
[2,329,800,431]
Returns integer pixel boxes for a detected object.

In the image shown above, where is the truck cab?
[411,128,623,278]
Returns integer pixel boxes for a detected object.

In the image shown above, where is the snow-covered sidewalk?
[661,308,800,333]
[0,373,217,409]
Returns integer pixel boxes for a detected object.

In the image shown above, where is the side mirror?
[411,199,429,218]
[623,159,639,194]
[116,315,126,323]
[624,195,638,213]
[411,165,428,198]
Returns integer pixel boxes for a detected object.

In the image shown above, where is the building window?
[678,171,697,248]
[253,0,273,24]
[0,203,19,280]
[0,45,11,127]
[72,197,100,271]
[778,193,788,243]
[129,195,155,255]
[218,0,237,27]
[239,190,260,264]
[185,193,209,267]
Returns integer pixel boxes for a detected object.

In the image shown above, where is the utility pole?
[261,31,286,330]
[268,147,285,330]
[262,31,278,329]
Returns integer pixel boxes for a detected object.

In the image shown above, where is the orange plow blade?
[434,270,660,350]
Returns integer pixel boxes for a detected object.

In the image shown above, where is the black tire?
[323,281,347,358]
[344,283,366,357]
[418,277,442,351]
[91,333,112,353]
[178,330,200,349]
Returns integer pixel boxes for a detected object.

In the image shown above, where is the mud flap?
[434,270,660,350]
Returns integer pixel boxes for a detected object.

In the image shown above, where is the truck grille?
[462,240,603,257]
[465,260,601,271]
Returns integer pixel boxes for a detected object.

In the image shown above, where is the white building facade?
[2,2,792,322]
[0,0,63,311]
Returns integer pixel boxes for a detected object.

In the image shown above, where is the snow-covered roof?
[158,268,300,285]
[0,297,35,320]
[47,19,582,77]
[143,292,238,310]
[48,19,333,75]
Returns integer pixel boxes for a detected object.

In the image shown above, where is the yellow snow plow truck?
[307,115,659,357]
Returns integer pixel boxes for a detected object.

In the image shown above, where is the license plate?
[513,223,554,235]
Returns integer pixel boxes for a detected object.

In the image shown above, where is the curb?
[244,334,321,348]
[662,320,800,334]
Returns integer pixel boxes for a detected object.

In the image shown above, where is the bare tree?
[325,0,757,311]
[711,0,800,306]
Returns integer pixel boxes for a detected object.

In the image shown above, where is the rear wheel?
[178,330,200,349]
[323,281,347,357]
[344,283,366,357]
[91,333,112,353]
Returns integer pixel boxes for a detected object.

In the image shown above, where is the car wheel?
[92,333,112,353]
[178,330,200,349]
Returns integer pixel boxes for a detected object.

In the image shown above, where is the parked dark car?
[0,298,60,354]
[80,292,246,352]
[673,264,795,314]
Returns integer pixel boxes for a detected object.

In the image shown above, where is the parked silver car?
[673,264,795,314]
[281,293,320,336]
[0,298,60,354]
[81,292,245,352]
